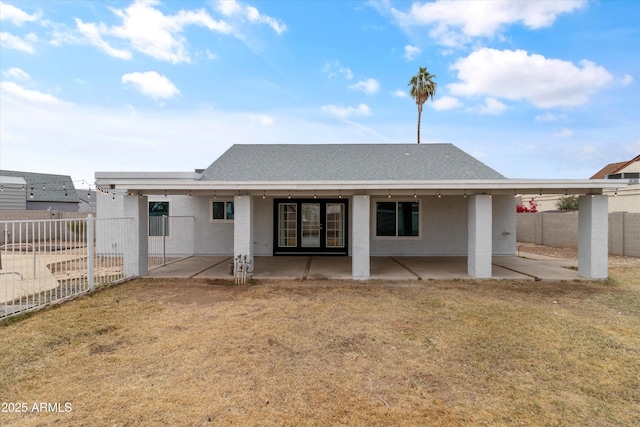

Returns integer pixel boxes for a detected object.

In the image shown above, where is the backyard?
[1,249,639,426]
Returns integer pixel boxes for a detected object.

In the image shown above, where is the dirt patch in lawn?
[1,264,639,426]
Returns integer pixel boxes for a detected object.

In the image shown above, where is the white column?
[468,194,492,278]
[234,195,254,274]
[578,195,608,279]
[123,194,148,277]
[352,195,370,280]
[492,195,517,255]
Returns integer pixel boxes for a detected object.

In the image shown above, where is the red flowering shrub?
[516,198,538,213]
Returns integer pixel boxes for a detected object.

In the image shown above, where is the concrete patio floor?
[147,252,582,281]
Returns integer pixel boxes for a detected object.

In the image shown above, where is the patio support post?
[578,195,608,279]
[468,194,492,278]
[234,195,254,276]
[123,194,148,277]
[352,195,370,280]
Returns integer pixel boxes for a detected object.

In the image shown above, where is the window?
[211,200,234,221]
[375,201,420,237]
[149,201,170,236]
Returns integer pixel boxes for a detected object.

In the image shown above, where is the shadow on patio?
[147,253,581,281]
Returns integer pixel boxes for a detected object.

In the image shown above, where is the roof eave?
[99,179,627,195]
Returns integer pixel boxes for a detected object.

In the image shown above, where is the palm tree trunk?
[417,105,422,144]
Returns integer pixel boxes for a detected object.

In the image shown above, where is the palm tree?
[408,67,437,144]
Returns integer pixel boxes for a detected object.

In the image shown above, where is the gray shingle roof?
[200,144,506,182]
[0,170,79,203]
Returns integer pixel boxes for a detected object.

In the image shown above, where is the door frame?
[273,198,349,255]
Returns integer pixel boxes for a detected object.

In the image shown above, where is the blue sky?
[1,0,638,187]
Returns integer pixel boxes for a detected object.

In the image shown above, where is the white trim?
[209,198,234,223]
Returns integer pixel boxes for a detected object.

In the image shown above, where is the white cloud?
[348,78,380,94]
[246,6,287,34]
[0,81,66,104]
[535,112,566,122]
[121,71,180,100]
[251,114,274,126]
[449,48,614,108]
[3,67,30,81]
[404,44,420,61]
[621,74,634,87]
[321,103,371,119]
[205,49,218,60]
[216,0,242,17]
[553,128,575,138]
[431,95,463,111]
[75,19,132,60]
[215,0,286,34]
[0,2,42,25]
[70,0,232,64]
[321,61,353,80]
[477,97,507,115]
[391,0,587,47]
[0,31,35,53]
[391,89,407,98]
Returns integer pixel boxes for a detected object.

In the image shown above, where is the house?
[95,143,621,280]
[531,154,640,213]
[0,170,80,211]
[592,154,639,213]
[76,189,97,213]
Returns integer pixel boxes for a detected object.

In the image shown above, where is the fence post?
[87,215,95,291]
[162,215,167,266]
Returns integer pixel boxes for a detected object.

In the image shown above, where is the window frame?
[373,198,422,239]
[209,199,235,223]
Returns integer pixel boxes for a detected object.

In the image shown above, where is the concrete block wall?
[517,211,640,257]
[542,212,579,248]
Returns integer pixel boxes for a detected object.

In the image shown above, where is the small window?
[149,201,170,236]
[211,200,234,221]
[375,200,420,237]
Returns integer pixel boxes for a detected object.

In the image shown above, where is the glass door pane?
[301,203,320,247]
[278,203,297,247]
[325,203,345,248]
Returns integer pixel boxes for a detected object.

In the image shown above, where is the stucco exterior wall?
[97,193,521,259]
[369,196,469,256]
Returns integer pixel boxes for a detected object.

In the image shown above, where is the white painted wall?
[98,193,515,258]
[370,196,469,256]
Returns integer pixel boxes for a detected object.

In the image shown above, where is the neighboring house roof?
[590,154,640,179]
[200,144,507,182]
[0,170,79,203]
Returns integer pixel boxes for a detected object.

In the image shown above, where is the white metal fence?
[148,215,195,269]
[1,215,194,319]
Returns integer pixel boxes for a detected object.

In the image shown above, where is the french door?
[273,199,348,255]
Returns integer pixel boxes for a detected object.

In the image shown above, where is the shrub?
[556,195,579,211]
[516,198,538,213]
